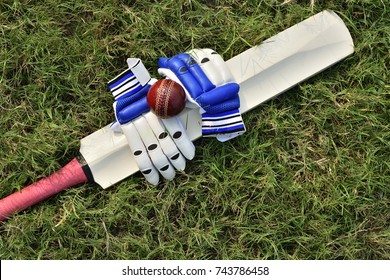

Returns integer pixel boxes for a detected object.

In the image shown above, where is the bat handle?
[0,157,92,221]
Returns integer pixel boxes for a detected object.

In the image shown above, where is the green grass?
[0,0,389,259]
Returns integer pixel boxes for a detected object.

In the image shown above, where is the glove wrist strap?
[202,109,246,141]
[108,59,151,100]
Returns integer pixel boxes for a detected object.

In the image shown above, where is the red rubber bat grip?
[0,157,89,221]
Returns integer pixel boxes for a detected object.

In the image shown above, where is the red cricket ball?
[147,79,186,118]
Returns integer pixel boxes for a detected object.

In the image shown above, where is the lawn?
[0,0,389,259]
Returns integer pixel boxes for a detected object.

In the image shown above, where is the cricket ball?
[147,79,186,118]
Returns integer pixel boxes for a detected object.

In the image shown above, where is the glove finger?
[159,55,204,99]
[177,53,215,93]
[114,95,149,124]
[189,49,235,86]
[143,112,186,171]
[133,116,176,181]
[161,117,195,160]
[157,68,199,108]
[203,48,235,83]
[195,83,240,110]
[121,122,159,185]
[188,49,223,86]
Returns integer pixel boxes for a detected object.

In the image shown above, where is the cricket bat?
[0,10,354,221]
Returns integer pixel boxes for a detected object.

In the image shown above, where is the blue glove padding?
[158,49,246,142]
[114,85,150,124]
[108,58,195,185]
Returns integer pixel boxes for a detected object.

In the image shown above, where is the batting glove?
[158,48,246,142]
[108,58,195,185]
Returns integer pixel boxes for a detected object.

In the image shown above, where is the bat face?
[80,10,354,189]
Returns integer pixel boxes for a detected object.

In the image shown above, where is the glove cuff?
[108,59,151,100]
[202,109,246,140]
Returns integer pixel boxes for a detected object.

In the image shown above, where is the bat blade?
[228,10,355,114]
[80,10,354,189]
